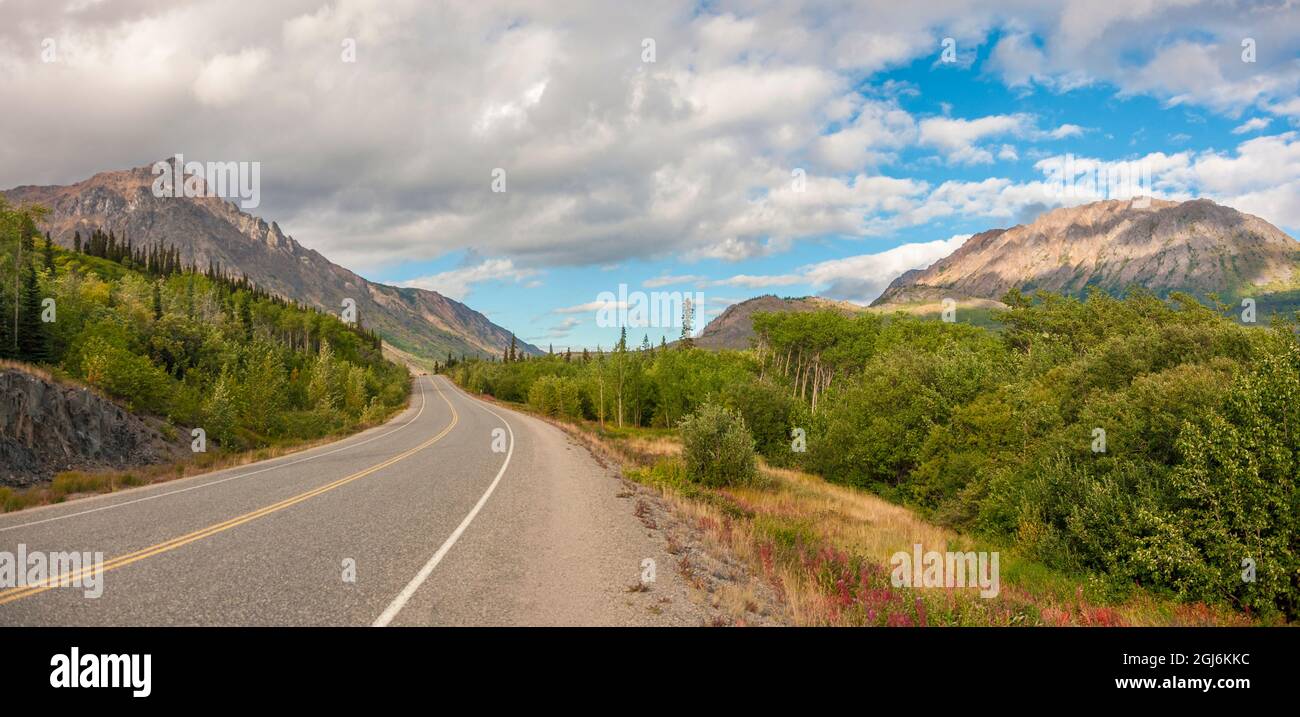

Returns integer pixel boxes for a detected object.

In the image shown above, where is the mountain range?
[2,161,540,362]
[698,198,1300,349]
[874,198,1300,306]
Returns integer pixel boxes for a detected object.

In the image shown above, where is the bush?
[721,379,798,463]
[79,335,175,414]
[678,402,758,487]
[527,375,582,418]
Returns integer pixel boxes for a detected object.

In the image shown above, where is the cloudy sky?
[2,0,1299,348]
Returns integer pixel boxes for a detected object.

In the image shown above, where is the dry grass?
[735,464,965,562]
[447,378,1264,627]
[622,436,682,459]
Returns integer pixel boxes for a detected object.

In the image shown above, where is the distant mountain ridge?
[695,295,868,350]
[873,198,1300,306]
[2,161,540,360]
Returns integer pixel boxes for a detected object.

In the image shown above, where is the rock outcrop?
[0,367,180,487]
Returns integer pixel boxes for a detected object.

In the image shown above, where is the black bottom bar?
[1,627,1289,705]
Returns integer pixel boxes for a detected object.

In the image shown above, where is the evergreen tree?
[184,277,196,317]
[238,295,254,339]
[42,232,55,275]
[152,282,164,321]
[17,262,47,362]
[0,280,10,360]
[73,231,82,254]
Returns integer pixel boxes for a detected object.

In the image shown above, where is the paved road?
[0,376,702,626]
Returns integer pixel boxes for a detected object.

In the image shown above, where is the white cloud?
[987,3,1300,116]
[193,48,267,107]
[644,274,707,288]
[918,114,1083,164]
[804,234,970,303]
[1,0,1298,281]
[541,317,582,339]
[555,298,627,315]
[1231,117,1272,134]
[919,114,1030,164]
[399,258,537,301]
[811,98,917,171]
[1044,124,1083,139]
[711,273,804,289]
[710,234,970,304]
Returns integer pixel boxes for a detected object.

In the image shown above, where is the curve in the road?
[0,377,461,609]
[0,374,433,535]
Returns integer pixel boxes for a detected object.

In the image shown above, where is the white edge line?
[372,375,514,627]
[0,377,430,534]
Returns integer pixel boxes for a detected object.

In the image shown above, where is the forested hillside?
[448,291,1299,620]
[0,197,410,459]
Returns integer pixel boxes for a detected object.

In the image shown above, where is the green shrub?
[527,375,582,418]
[80,335,175,414]
[678,402,758,487]
[721,379,798,463]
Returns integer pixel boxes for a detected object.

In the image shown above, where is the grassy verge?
[451,381,1263,627]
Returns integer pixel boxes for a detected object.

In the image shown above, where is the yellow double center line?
[0,382,458,607]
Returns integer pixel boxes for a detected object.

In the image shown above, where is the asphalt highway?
[0,376,700,626]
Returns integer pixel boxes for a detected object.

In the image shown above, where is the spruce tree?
[43,232,55,275]
[238,295,253,339]
[0,281,11,360]
[17,262,47,362]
